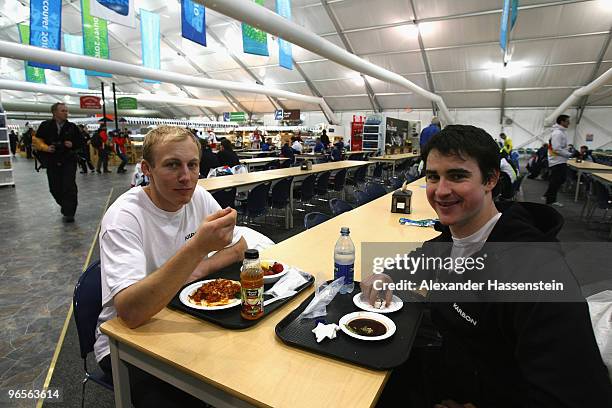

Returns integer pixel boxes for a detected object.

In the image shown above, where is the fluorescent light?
[485,61,527,78]
[417,22,434,36]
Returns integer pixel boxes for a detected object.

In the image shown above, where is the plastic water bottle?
[334,227,355,294]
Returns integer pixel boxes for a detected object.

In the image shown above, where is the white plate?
[353,293,403,314]
[261,260,288,284]
[179,280,241,311]
[339,311,396,341]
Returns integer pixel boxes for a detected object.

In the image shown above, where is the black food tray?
[275,282,423,370]
[168,262,314,330]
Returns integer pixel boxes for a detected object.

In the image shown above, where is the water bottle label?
[334,262,354,285]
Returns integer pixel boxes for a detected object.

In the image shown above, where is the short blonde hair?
[143,125,201,166]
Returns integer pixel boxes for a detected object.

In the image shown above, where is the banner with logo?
[241,0,268,56]
[276,0,292,70]
[181,0,206,46]
[17,24,46,84]
[81,0,112,77]
[139,9,160,84]
[89,0,135,28]
[117,97,137,109]
[63,34,89,89]
[28,0,62,71]
[500,0,519,51]
[80,95,102,109]
[223,112,246,122]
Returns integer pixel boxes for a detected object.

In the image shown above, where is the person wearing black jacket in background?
[199,139,219,178]
[77,124,95,173]
[216,139,240,167]
[33,103,83,222]
[378,125,611,408]
[320,129,331,148]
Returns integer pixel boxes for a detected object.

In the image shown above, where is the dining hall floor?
[0,156,610,408]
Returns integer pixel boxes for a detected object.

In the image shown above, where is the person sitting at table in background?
[314,137,325,153]
[261,138,271,151]
[216,138,240,167]
[94,126,247,407]
[578,145,593,162]
[378,125,611,408]
[291,136,303,154]
[281,140,295,165]
[199,139,219,178]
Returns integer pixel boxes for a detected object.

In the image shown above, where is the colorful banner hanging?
[500,0,519,52]
[140,9,160,84]
[181,0,206,46]
[90,0,136,28]
[63,34,89,89]
[28,0,62,71]
[276,0,292,70]
[17,24,46,84]
[81,0,112,77]
[241,0,268,56]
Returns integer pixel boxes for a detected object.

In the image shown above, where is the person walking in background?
[114,130,129,173]
[77,124,95,174]
[94,123,111,174]
[320,129,331,148]
[419,117,441,151]
[32,103,83,223]
[8,129,18,157]
[543,114,572,207]
[21,124,34,159]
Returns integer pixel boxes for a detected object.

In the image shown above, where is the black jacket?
[36,119,83,165]
[423,202,612,407]
[200,147,220,178]
[216,149,239,167]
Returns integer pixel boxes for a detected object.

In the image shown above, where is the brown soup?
[346,318,387,337]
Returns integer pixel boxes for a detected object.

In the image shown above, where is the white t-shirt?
[500,158,517,183]
[291,140,303,153]
[93,185,241,362]
[450,212,502,267]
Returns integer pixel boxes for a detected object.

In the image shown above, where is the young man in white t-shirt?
[94,125,246,407]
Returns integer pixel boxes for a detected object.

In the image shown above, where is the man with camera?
[33,103,83,222]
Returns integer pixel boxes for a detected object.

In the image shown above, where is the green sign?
[81,0,111,77]
[224,112,247,122]
[117,97,138,110]
[17,24,46,84]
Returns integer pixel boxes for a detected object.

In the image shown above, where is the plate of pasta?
[180,279,241,310]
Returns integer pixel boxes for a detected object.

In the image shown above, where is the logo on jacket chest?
[452,302,478,326]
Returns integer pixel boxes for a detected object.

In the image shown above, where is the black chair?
[370,162,385,181]
[304,212,330,229]
[294,174,317,211]
[73,260,113,408]
[263,160,280,170]
[585,180,612,224]
[366,181,387,200]
[280,158,292,168]
[329,169,347,199]
[355,190,371,206]
[329,198,354,216]
[314,171,331,199]
[239,182,271,223]
[269,177,294,229]
[212,187,237,209]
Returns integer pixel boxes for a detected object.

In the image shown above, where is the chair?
[365,181,387,200]
[263,160,280,170]
[585,180,612,224]
[304,212,330,229]
[280,158,292,168]
[314,171,331,199]
[329,198,354,216]
[329,169,347,199]
[73,260,113,408]
[212,187,237,209]
[238,182,271,223]
[370,162,384,181]
[294,174,316,211]
[269,177,294,229]
[355,190,371,206]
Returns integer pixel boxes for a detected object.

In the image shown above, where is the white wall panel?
[364,53,425,75]
[347,26,421,55]
[330,0,413,30]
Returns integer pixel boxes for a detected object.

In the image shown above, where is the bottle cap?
[340,227,350,234]
[244,249,259,259]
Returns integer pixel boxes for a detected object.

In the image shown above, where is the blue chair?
[294,174,317,211]
[73,260,113,408]
[355,190,371,206]
[366,182,387,200]
[304,212,330,229]
[315,171,331,199]
[329,198,354,216]
[212,187,237,209]
[239,182,271,222]
[269,177,294,229]
[329,169,347,199]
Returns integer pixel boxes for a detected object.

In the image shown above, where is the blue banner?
[64,34,89,89]
[140,9,160,84]
[29,0,62,71]
[500,0,519,51]
[276,0,292,70]
[242,0,268,56]
[510,0,519,30]
[181,0,206,46]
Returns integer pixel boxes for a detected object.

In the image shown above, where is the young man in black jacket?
[380,125,611,408]
[33,103,83,222]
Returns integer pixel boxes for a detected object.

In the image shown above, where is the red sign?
[80,96,102,109]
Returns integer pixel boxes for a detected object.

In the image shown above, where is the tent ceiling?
[0,0,611,118]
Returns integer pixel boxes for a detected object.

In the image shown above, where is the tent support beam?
[293,60,336,124]
[409,0,437,116]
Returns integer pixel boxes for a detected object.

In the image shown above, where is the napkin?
[265,268,309,298]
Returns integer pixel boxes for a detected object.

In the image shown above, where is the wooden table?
[198,161,370,228]
[239,157,288,171]
[102,178,439,408]
[567,159,612,201]
[591,172,612,239]
[369,153,419,176]
[237,151,278,158]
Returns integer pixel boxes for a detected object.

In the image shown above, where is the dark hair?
[220,139,233,151]
[421,124,500,184]
[50,102,65,113]
[556,114,570,125]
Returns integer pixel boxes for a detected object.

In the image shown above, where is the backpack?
[91,131,103,149]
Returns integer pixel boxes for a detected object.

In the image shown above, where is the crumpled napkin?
[312,322,340,343]
[265,268,309,298]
